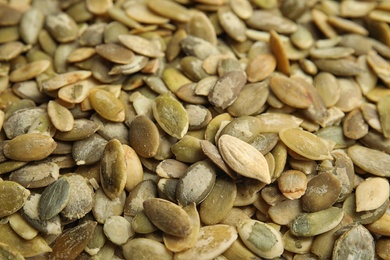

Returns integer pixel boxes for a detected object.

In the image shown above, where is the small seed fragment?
[278,170,307,200]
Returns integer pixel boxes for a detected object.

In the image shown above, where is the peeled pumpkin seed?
[218,6,246,42]
[8,212,38,240]
[0,241,24,260]
[218,134,271,184]
[355,177,389,212]
[122,238,173,260]
[118,34,164,58]
[3,133,56,161]
[100,139,127,200]
[9,60,50,82]
[0,181,30,218]
[9,161,59,188]
[89,88,125,122]
[277,170,307,200]
[332,224,375,260]
[103,215,133,245]
[0,223,52,258]
[42,70,92,91]
[175,225,238,260]
[237,219,284,259]
[348,145,390,177]
[38,177,70,221]
[176,160,216,206]
[152,93,189,139]
[124,180,157,217]
[290,207,344,237]
[93,189,126,224]
[50,220,97,259]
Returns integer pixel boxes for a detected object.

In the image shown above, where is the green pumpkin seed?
[348,145,390,177]
[0,181,30,218]
[122,238,173,260]
[92,189,126,224]
[129,115,160,158]
[153,93,189,139]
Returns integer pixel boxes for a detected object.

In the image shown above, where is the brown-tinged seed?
[343,108,369,139]
[125,3,169,24]
[89,88,125,122]
[278,170,307,200]
[144,198,192,238]
[129,115,159,158]
[100,139,127,200]
[9,60,50,83]
[0,181,30,218]
[270,30,290,75]
[246,53,276,83]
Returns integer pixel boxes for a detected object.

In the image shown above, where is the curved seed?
[89,89,125,122]
[9,60,50,82]
[348,145,390,177]
[0,181,30,218]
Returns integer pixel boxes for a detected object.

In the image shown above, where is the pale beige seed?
[279,128,332,161]
[4,133,57,162]
[290,25,314,50]
[278,170,307,200]
[255,113,303,133]
[314,59,362,77]
[0,181,30,218]
[180,35,220,60]
[86,0,112,15]
[103,216,132,246]
[335,77,363,112]
[340,1,376,17]
[58,79,95,104]
[9,60,50,82]
[66,47,96,63]
[147,0,191,23]
[0,3,22,26]
[377,94,390,138]
[283,230,313,254]
[100,139,127,200]
[366,209,390,236]
[143,198,192,238]
[8,212,38,240]
[19,7,45,45]
[89,88,125,122]
[108,55,148,75]
[125,2,169,24]
[122,144,143,192]
[355,177,389,212]
[355,55,377,95]
[0,41,26,61]
[175,225,238,260]
[218,134,271,184]
[230,0,253,19]
[270,30,290,75]
[369,9,390,23]
[246,10,297,34]
[376,238,390,260]
[122,238,173,260]
[268,199,302,226]
[314,72,340,107]
[92,189,126,224]
[367,50,390,87]
[312,9,338,38]
[361,103,382,133]
[290,207,344,237]
[42,70,92,91]
[219,115,262,143]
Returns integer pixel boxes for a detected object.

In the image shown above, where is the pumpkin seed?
[147,0,191,23]
[290,207,344,237]
[348,145,390,177]
[103,215,133,245]
[238,219,284,259]
[42,70,92,91]
[118,34,164,58]
[122,238,173,260]
[89,88,125,122]
[9,161,59,188]
[218,6,247,42]
[92,189,126,224]
[9,60,50,82]
[0,181,30,218]
[246,10,297,34]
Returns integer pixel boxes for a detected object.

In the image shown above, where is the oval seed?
[238,219,284,259]
[3,133,57,161]
[279,128,332,161]
[0,181,30,218]
[277,170,307,200]
[355,177,390,212]
[218,134,271,184]
[348,145,390,177]
[122,238,173,260]
[89,88,125,122]
[47,100,74,132]
[100,139,127,200]
[143,198,192,238]
[38,177,70,221]
[129,115,159,158]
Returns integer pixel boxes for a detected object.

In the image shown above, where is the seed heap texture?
[0,0,389,259]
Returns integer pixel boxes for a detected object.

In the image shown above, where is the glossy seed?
[100,139,127,200]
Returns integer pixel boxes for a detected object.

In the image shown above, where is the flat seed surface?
[38,177,70,220]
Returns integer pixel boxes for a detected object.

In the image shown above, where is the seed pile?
[0,0,390,259]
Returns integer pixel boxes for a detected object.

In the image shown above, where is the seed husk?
[218,134,271,184]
